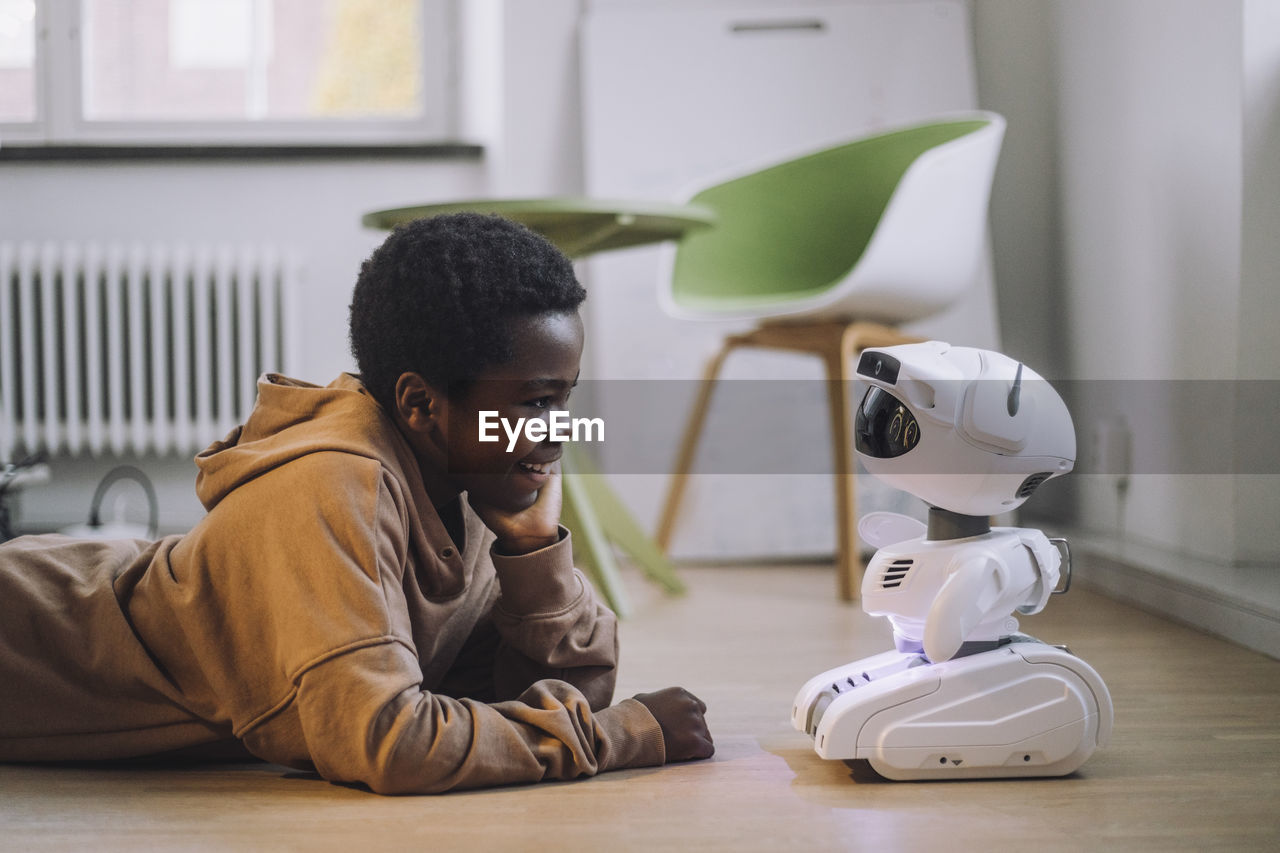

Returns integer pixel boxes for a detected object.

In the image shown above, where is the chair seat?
[663,113,1005,324]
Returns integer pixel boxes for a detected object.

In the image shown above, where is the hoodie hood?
[195,373,419,512]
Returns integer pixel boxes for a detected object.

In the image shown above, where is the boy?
[0,214,713,794]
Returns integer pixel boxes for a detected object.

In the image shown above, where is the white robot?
[792,341,1113,779]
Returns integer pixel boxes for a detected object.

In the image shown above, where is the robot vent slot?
[1017,472,1053,498]
[881,559,914,588]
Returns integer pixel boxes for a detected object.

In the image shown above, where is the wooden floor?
[3,562,1278,851]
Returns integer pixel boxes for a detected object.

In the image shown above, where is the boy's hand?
[633,687,715,762]
[471,463,563,555]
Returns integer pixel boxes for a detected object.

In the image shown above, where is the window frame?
[0,0,457,147]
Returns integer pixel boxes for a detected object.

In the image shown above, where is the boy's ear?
[393,372,443,431]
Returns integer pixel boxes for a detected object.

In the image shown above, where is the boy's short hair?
[349,213,586,411]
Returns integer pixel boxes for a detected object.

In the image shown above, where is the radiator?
[0,242,300,460]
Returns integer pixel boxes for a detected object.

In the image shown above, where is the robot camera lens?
[856,351,901,384]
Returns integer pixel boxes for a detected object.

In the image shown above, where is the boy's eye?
[524,388,571,410]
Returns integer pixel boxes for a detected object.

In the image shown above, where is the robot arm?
[922,553,1003,663]
[920,534,1063,663]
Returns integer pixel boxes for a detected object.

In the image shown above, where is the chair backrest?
[664,112,1005,324]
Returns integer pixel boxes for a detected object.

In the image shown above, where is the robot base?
[792,638,1113,780]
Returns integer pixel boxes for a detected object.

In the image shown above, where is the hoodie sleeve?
[289,643,665,794]
[225,454,665,794]
[488,531,621,711]
[431,531,621,713]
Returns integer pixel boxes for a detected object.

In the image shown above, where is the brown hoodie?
[0,374,665,793]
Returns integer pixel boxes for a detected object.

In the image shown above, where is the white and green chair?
[655,112,1006,601]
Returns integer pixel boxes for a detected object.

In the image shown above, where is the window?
[0,0,455,146]
[0,0,37,122]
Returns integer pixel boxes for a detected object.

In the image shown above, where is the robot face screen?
[855,386,920,458]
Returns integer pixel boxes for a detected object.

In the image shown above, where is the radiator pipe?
[87,465,159,540]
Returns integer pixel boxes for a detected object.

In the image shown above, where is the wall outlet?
[1091,417,1131,478]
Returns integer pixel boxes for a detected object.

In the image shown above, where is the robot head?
[854,341,1075,517]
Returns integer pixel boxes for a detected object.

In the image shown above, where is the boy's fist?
[633,687,715,763]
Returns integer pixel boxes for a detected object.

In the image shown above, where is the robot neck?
[926,507,992,540]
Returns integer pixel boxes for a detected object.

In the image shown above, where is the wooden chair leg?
[823,341,861,602]
[657,319,922,601]
[656,340,737,553]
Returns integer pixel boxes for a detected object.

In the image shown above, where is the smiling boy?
[0,213,713,793]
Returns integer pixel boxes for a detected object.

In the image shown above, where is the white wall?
[975,1,1280,560]
[972,0,1280,655]
[1049,0,1279,568]
[491,0,585,196]
[1237,0,1280,563]
[8,0,1278,583]
[1053,0,1243,564]
[972,0,1064,377]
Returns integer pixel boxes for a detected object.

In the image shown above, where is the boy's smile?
[400,310,585,513]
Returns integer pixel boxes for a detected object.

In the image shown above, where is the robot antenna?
[1007,363,1023,416]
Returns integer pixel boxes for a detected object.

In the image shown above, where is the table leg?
[561,467,631,618]
[567,446,686,595]
[562,445,686,616]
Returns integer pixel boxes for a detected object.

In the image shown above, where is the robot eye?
[855,387,921,458]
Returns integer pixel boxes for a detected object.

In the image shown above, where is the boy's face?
[431,311,584,513]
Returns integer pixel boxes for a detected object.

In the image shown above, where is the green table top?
[362,197,716,258]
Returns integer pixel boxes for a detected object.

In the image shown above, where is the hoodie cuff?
[594,698,667,772]
[489,525,581,617]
